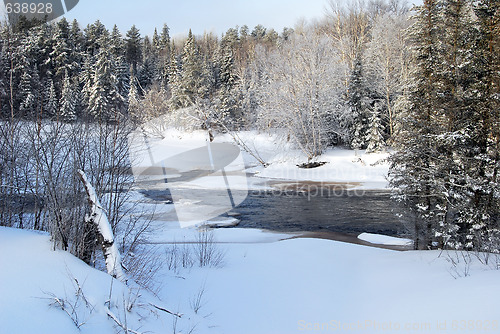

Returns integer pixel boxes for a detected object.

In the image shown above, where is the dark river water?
[232,189,407,237]
[142,185,408,237]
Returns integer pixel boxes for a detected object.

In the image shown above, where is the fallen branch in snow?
[77,169,126,283]
[105,307,143,334]
[148,302,183,318]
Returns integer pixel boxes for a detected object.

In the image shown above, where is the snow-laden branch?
[77,169,126,283]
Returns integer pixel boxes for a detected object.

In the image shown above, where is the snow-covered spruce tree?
[168,43,184,109]
[18,70,37,117]
[365,102,385,153]
[389,0,447,249]
[125,25,142,74]
[348,58,372,150]
[59,70,77,122]
[50,18,72,85]
[110,24,124,58]
[429,0,479,250]
[138,55,156,92]
[455,0,500,253]
[127,67,140,121]
[177,30,210,107]
[80,54,94,114]
[45,78,58,118]
[87,36,124,120]
[213,37,241,129]
[160,24,171,52]
[110,25,130,107]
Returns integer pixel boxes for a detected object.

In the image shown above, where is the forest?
[0,0,498,264]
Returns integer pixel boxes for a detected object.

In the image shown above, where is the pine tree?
[177,30,208,106]
[126,25,142,74]
[45,78,58,117]
[348,58,371,149]
[19,71,36,117]
[128,67,140,121]
[168,43,183,109]
[88,36,123,120]
[365,102,385,153]
[59,70,76,121]
[51,18,72,83]
[389,0,446,249]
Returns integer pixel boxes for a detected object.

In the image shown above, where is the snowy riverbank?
[2,226,500,334]
[2,129,499,334]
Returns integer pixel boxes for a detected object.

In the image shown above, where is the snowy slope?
[157,236,500,334]
[1,226,500,334]
[0,227,172,334]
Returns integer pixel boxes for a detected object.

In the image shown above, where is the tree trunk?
[77,169,126,283]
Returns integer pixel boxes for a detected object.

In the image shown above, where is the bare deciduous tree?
[256,29,347,160]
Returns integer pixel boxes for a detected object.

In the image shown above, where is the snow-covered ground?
[2,129,500,334]
[129,129,391,191]
[2,226,500,334]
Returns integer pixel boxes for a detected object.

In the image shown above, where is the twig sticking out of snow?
[105,307,143,334]
[77,169,126,283]
[148,302,183,318]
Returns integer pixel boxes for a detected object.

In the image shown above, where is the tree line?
[0,0,498,257]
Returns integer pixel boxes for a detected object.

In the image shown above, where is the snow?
[129,129,391,192]
[2,129,499,334]
[0,227,157,334]
[3,226,500,334]
[248,147,390,190]
[358,232,414,246]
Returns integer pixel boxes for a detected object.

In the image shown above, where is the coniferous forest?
[0,0,498,263]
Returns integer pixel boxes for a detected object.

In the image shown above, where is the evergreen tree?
[177,30,208,106]
[168,43,183,109]
[365,102,385,153]
[152,28,161,55]
[128,67,140,121]
[45,78,58,117]
[51,18,72,83]
[251,25,267,41]
[19,70,37,117]
[59,70,76,121]
[348,58,371,149]
[110,25,125,58]
[88,36,123,120]
[389,0,446,249]
[126,25,142,74]
[160,24,171,51]
[84,20,109,56]
[80,54,94,113]
[214,39,240,126]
